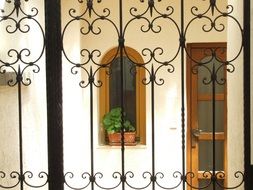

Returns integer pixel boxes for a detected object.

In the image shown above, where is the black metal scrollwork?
[184,1,244,190]
[0,171,48,189]
[62,0,245,190]
[0,0,45,86]
[62,0,119,89]
[0,171,20,189]
[124,0,179,86]
[0,1,48,189]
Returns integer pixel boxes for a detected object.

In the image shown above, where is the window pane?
[109,57,136,127]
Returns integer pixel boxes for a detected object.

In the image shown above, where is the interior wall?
[227,0,244,189]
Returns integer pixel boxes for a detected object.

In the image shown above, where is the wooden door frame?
[186,42,227,189]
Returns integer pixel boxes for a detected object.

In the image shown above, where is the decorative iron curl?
[70,64,104,88]
[73,0,109,19]
[93,172,122,190]
[23,171,48,188]
[190,5,209,17]
[191,53,230,86]
[0,49,43,86]
[125,171,152,189]
[123,46,176,87]
[135,0,174,18]
[185,171,212,189]
[185,2,243,71]
[126,2,178,35]
[0,0,45,87]
[62,1,122,88]
[225,61,235,74]
[215,171,244,189]
[214,4,234,15]
[155,171,183,190]
[214,62,226,85]
[129,47,175,86]
[0,0,38,19]
[0,171,20,189]
[65,46,118,88]
[64,172,91,190]
[122,1,179,87]
[189,45,229,86]
[69,1,110,20]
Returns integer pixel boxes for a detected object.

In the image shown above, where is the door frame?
[186,42,227,189]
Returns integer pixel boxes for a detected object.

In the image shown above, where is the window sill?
[96,144,147,149]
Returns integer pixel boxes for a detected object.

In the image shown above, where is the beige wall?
[227,0,244,189]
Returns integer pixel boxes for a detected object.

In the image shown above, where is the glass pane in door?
[199,141,224,171]
[199,179,224,190]
[198,56,225,94]
[198,101,224,132]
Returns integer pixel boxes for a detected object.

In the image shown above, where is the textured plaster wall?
[227,0,244,189]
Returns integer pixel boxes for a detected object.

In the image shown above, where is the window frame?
[99,46,146,145]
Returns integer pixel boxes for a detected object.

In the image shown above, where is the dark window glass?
[109,57,136,127]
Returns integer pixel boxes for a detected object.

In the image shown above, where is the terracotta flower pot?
[108,132,136,146]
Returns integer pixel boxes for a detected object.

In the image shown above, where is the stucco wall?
[227,0,244,189]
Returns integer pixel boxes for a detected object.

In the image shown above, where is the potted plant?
[102,107,136,145]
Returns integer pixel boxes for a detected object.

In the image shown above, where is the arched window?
[99,47,146,145]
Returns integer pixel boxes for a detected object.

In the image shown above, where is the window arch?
[99,47,146,145]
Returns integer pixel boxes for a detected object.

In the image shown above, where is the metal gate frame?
[44,0,252,190]
[44,1,252,190]
[0,0,250,190]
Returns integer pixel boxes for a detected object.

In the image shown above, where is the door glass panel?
[198,101,224,132]
[199,141,224,171]
[198,56,225,94]
[199,179,224,190]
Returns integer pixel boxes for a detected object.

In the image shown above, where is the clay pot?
[108,132,136,146]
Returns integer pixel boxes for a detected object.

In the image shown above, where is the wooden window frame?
[99,46,146,145]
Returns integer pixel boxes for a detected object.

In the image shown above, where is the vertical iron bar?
[45,0,64,190]
[89,67,94,190]
[180,0,186,189]
[17,67,24,190]
[243,0,253,189]
[212,65,216,190]
[151,66,156,190]
[119,0,125,188]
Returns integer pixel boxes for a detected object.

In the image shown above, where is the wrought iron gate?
[0,1,251,190]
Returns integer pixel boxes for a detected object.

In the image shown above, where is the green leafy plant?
[102,107,135,134]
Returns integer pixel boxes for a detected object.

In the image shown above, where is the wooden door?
[187,43,227,190]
